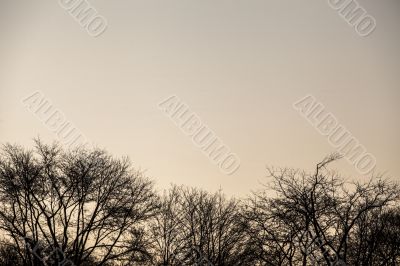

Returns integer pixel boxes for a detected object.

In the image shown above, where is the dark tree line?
[0,141,399,265]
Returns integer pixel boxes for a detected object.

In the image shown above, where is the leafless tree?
[243,154,400,265]
[149,185,252,265]
[0,140,159,265]
[1,141,399,266]
[348,206,400,265]
[148,186,187,265]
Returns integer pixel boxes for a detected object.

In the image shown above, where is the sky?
[1,0,399,196]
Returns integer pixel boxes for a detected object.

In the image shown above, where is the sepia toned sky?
[1,0,399,196]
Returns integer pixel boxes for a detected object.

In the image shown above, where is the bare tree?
[0,140,159,265]
[244,154,400,265]
[1,141,399,266]
[148,186,187,265]
[348,206,400,265]
[149,185,251,265]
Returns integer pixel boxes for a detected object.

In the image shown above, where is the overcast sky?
[1,0,399,196]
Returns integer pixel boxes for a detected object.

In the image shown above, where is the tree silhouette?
[149,185,251,265]
[243,154,400,265]
[0,142,399,265]
[0,140,158,265]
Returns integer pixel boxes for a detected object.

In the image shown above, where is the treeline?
[0,141,399,265]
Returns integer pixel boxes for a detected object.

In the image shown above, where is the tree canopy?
[0,142,398,265]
